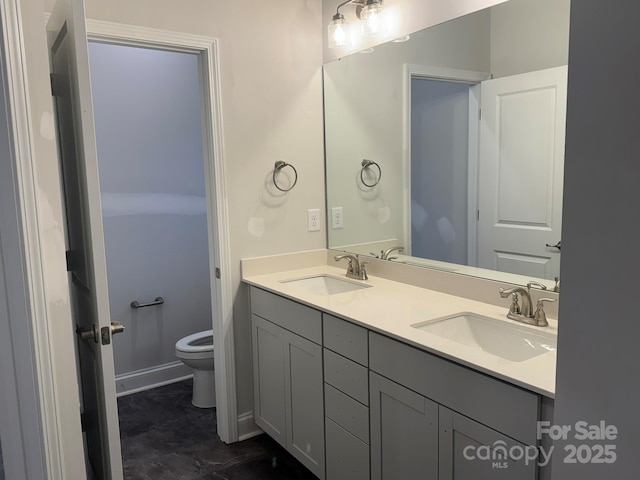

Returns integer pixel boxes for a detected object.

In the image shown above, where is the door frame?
[0,1,88,477]
[402,64,490,265]
[0,7,48,478]
[85,20,237,443]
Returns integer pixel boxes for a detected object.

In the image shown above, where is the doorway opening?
[403,65,488,266]
[72,20,235,477]
[410,78,473,265]
[87,41,212,398]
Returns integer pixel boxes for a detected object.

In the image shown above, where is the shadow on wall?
[0,440,4,480]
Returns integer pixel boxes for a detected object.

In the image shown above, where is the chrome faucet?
[500,287,534,317]
[334,254,369,280]
[370,246,404,261]
[382,246,404,260]
[499,281,555,327]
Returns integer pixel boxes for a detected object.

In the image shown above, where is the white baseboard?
[115,361,193,397]
[237,411,262,441]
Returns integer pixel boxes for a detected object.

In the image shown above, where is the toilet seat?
[175,329,214,353]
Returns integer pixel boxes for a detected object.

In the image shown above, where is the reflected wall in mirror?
[324,0,570,287]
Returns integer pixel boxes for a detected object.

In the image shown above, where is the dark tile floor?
[118,380,317,479]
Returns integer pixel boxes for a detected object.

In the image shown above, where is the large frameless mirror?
[324,0,570,289]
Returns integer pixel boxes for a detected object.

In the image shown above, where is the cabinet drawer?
[325,383,369,444]
[369,332,539,445]
[323,314,368,366]
[325,418,370,480]
[324,349,369,405]
[250,287,321,343]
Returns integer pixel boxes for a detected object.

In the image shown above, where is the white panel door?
[47,0,123,478]
[477,66,567,280]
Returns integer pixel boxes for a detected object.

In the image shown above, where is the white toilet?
[175,329,215,408]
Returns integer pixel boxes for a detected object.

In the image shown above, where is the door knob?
[545,240,561,250]
[77,322,125,345]
[110,321,125,335]
[76,324,99,343]
[100,321,125,345]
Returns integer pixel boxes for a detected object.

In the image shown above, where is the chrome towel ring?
[273,161,298,192]
[360,159,381,187]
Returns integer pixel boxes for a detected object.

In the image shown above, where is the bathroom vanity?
[243,256,556,480]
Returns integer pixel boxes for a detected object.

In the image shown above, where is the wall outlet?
[331,207,344,229]
[307,209,320,232]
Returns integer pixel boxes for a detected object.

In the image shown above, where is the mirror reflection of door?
[410,66,566,281]
[477,66,567,280]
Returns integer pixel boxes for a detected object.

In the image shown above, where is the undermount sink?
[412,312,556,362]
[281,274,371,295]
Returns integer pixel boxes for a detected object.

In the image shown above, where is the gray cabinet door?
[439,407,537,480]
[252,314,287,447]
[370,372,438,480]
[284,329,325,479]
[326,418,370,480]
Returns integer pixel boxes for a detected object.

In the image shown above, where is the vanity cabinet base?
[251,288,325,479]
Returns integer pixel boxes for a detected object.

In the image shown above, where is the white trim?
[402,64,490,260]
[405,64,491,84]
[115,362,193,397]
[0,12,46,479]
[467,84,481,266]
[84,20,237,444]
[236,411,262,442]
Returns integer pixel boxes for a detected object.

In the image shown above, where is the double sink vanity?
[242,250,557,480]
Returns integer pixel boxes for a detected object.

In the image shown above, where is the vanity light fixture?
[328,0,385,49]
[361,0,384,34]
[328,11,349,48]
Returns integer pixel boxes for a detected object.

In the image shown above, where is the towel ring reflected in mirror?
[273,161,298,192]
[360,159,381,187]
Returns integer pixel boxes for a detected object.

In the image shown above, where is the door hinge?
[66,249,80,272]
[478,108,482,120]
[80,411,88,432]
[80,410,96,432]
[215,267,221,279]
[50,73,63,97]
[477,209,480,221]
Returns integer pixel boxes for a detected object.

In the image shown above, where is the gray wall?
[552,0,640,478]
[89,43,212,384]
[490,0,570,78]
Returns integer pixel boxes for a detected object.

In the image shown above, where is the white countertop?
[243,264,557,398]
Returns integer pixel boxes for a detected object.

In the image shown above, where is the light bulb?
[361,0,383,35]
[328,14,348,49]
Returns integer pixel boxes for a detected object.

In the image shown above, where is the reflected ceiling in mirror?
[324,0,570,289]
